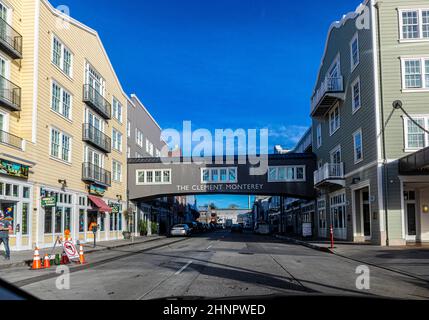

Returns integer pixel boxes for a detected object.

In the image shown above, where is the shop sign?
[0,159,29,179]
[88,184,106,197]
[41,196,57,208]
[108,201,120,214]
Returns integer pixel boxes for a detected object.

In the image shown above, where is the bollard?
[330,225,334,249]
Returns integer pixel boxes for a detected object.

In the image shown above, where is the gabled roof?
[42,0,129,100]
[312,0,371,96]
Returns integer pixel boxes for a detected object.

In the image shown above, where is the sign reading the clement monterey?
[176,184,264,192]
[0,159,29,179]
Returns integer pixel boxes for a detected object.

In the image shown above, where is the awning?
[88,195,112,213]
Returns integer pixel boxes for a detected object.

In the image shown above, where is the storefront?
[41,188,75,247]
[0,159,33,251]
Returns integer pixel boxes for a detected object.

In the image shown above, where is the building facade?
[0,0,129,250]
[310,0,429,245]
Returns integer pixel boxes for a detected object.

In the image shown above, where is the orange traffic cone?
[79,245,85,264]
[31,247,42,270]
[43,254,51,269]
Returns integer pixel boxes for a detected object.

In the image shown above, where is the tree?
[208,203,218,210]
[228,204,239,209]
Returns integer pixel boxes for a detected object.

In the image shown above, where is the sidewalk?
[0,235,165,270]
[276,234,429,282]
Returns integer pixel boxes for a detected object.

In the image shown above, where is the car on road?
[231,224,243,233]
[170,224,192,237]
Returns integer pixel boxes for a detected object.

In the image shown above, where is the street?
[1,231,429,300]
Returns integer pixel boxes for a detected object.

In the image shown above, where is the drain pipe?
[375,1,389,246]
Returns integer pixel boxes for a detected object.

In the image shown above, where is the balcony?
[0,18,23,59]
[311,76,345,118]
[82,124,111,154]
[0,130,23,150]
[83,84,111,120]
[82,162,111,187]
[0,76,21,111]
[314,163,345,188]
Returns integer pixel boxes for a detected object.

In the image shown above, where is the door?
[362,191,371,240]
[0,56,8,102]
[404,191,417,241]
[330,146,342,176]
[0,3,8,43]
[0,111,5,143]
[88,111,103,144]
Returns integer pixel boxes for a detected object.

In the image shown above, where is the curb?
[275,235,334,253]
[0,236,166,271]
[275,235,429,284]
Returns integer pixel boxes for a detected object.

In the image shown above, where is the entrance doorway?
[404,190,417,241]
[362,191,371,240]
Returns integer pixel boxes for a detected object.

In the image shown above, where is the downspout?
[375,1,389,246]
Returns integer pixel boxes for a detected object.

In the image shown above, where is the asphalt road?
[1,231,429,300]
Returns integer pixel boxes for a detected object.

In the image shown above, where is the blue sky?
[50,0,359,208]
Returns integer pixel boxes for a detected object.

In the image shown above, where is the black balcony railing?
[0,130,23,149]
[82,124,111,153]
[0,76,21,111]
[0,18,23,59]
[83,84,111,119]
[82,162,111,186]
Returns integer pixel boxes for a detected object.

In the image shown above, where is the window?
[314,127,323,150]
[403,59,425,89]
[200,167,237,183]
[135,129,143,148]
[50,128,71,163]
[22,203,29,235]
[112,129,122,152]
[352,77,361,112]
[155,149,161,157]
[404,117,426,150]
[401,10,419,39]
[86,63,105,94]
[400,9,429,41]
[113,160,122,182]
[127,121,131,137]
[52,36,73,77]
[79,209,85,233]
[329,105,340,135]
[112,98,122,123]
[424,10,429,38]
[350,33,359,70]
[353,129,363,163]
[136,169,172,185]
[146,140,154,156]
[51,81,72,119]
[127,147,131,158]
[267,166,306,182]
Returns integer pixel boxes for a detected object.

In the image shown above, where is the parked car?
[231,224,243,233]
[170,224,192,237]
[185,222,198,233]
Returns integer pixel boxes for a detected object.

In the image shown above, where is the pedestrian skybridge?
[128,154,317,202]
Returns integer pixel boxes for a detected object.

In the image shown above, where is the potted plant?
[122,208,133,240]
[139,220,148,236]
[151,222,159,235]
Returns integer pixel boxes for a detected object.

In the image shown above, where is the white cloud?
[268,125,309,147]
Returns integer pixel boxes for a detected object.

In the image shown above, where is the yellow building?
[0,0,129,250]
